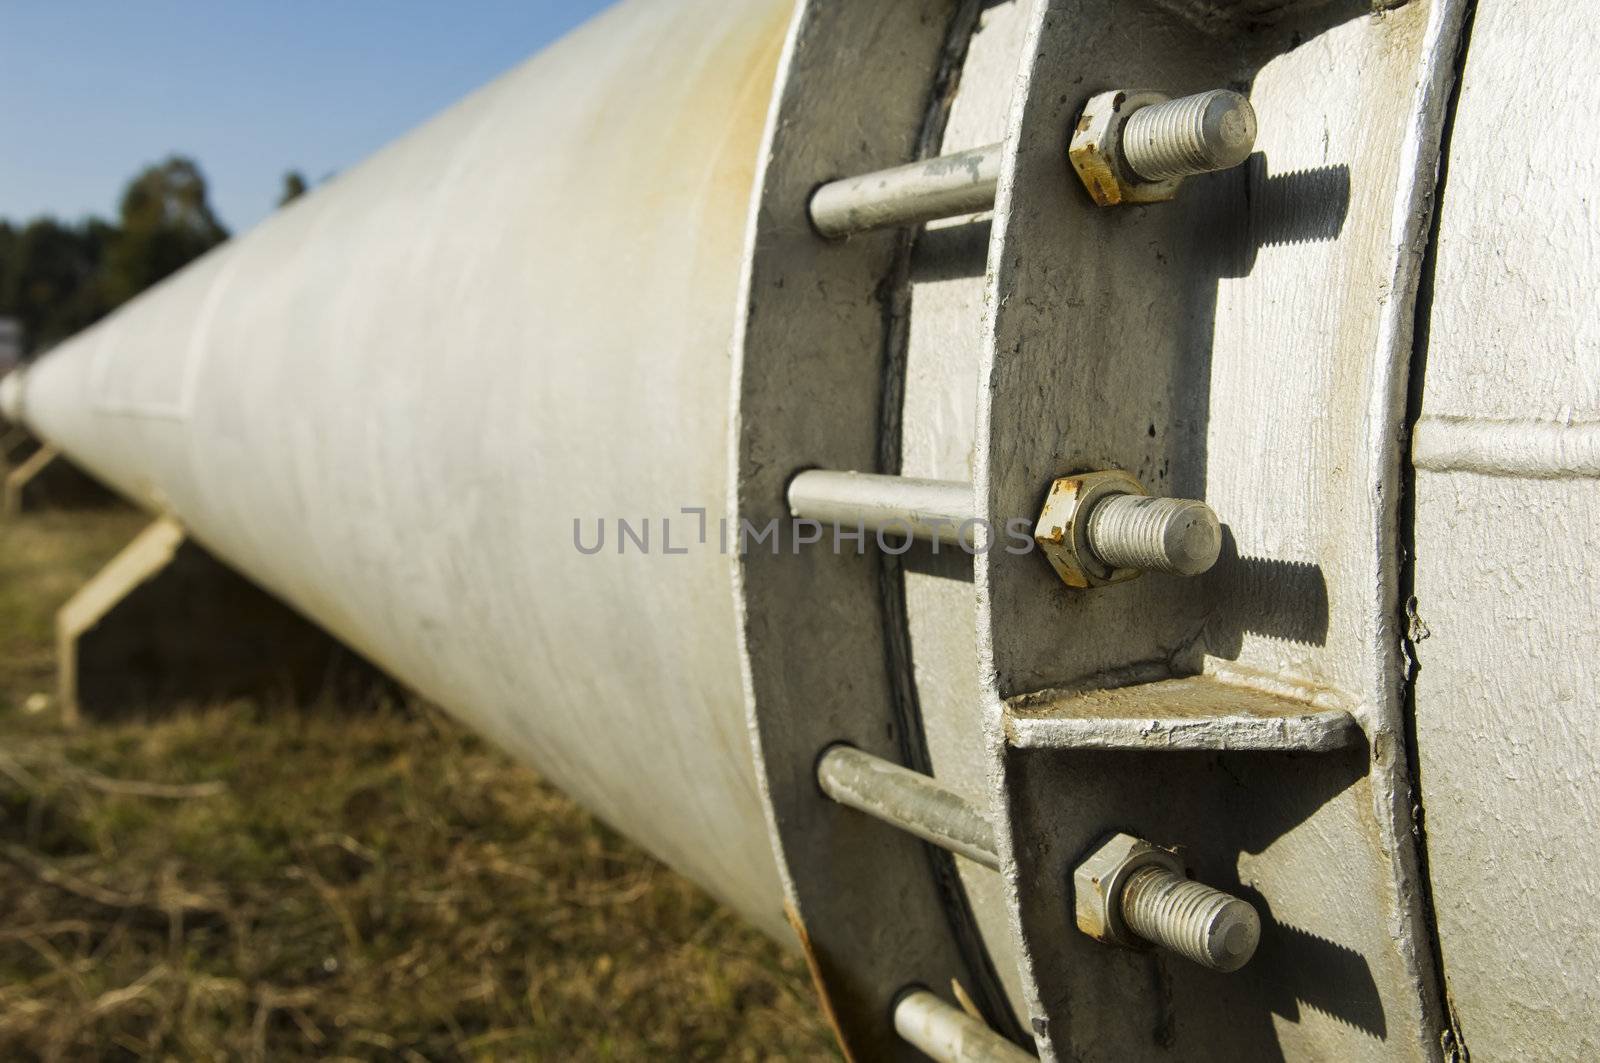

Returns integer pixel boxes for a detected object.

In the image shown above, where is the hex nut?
[1073,832,1184,947]
[1033,469,1145,588]
[1067,90,1181,207]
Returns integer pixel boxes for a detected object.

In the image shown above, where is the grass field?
[0,504,836,1061]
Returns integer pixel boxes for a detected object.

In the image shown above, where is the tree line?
[0,159,308,357]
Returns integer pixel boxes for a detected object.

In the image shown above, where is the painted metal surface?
[0,370,21,422]
[1003,675,1360,754]
[13,0,798,941]
[1410,1,1600,1056]
[730,2,1028,1055]
[8,0,1596,1057]
[975,0,1466,1057]
[892,2,1041,1036]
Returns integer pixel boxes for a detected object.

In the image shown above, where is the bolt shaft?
[1086,493,1221,577]
[1120,865,1260,972]
[1121,89,1257,183]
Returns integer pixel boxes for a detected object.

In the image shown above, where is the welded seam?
[1396,1,1478,1057]
[873,0,1031,1049]
[1411,416,1600,479]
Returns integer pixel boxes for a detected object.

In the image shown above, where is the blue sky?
[0,1,617,235]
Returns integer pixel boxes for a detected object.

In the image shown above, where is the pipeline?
[7,0,1599,1059]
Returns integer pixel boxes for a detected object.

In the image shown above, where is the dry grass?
[0,509,148,702]
[0,506,836,1061]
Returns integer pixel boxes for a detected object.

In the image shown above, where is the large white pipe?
[0,370,21,423]
[12,0,797,938]
[20,0,1600,1056]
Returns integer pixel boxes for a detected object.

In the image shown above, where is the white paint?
[1412,0,1600,1055]
[16,0,797,940]
[1413,416,1600,478]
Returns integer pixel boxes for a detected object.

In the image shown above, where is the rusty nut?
[1067,90,1180,207]
[1032,469,1144,588]
[1073,832,1184,947]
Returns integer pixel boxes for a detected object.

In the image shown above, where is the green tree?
[0,221,14,332]
[278,171,309,208]
[0,156,233,356]
[0,217,114,354]
[103,155,229,306]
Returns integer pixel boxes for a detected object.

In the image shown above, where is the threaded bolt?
[1085,493,1221,577]
[1120,864,1261,973]
[1121,89,1257,183]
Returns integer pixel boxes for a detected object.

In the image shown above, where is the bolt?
[1035,471,1222,588]
[1073,832,1262,973]
[1121,89,1257,183]
[1085,493,1221,577]
[1119,864,1261,973]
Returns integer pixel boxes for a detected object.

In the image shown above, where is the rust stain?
[784,900,858,1063]
[950,977,984,1022]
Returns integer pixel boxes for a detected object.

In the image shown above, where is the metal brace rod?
[788,469,974,548]
[894,988,1036,1062]
[809,142,1001,238]
[817,746,998,870]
